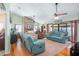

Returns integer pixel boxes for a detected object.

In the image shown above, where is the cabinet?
[38,32,45,39]
[0,31,5,51]
[70,42,79,56]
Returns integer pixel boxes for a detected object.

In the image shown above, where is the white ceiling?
[9,3,79,24]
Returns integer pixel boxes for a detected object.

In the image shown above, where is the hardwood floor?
[4,38,31,56]
[55,48,70,56]
[4,37,70,56]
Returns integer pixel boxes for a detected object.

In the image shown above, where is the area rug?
[36,38,70,56]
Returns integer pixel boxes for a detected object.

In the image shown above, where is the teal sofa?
[46,30,69,44]
[20,32,45,55]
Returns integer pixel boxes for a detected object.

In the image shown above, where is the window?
[49,24,53,32]
[53,23,71,36]
[59,23,71,36]
[15,24,22,32]
[53,25,58,30]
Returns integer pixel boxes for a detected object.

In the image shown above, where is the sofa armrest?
[63,36,69,39]
[62,36,69,41]
[31,42,45,55]
[32,40,45,50]
[34,40,45,45]
[31,40,45,52]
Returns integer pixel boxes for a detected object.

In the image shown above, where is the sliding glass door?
[53,22,71,37]
[59,23,71,36]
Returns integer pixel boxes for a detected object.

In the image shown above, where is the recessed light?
[33,15,35,17]
[18,6,21,9]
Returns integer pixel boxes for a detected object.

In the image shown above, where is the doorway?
[0,13,6,51]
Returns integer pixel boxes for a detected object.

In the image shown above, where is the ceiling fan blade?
[54,13,68,16]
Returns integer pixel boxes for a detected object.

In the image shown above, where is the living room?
[0,3,79,56]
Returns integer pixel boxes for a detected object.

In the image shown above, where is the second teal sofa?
[46,30,69,44]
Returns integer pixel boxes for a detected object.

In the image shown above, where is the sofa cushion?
[50,36,61,39]
[60,32,65,38]
[59,30,68,36]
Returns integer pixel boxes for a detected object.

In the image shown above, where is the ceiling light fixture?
[54,3,68,20]
[54,3,59,20]
[54,16,59,20]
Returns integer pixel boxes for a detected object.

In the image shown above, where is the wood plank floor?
[55,48,70,56]
[4,38,31,56]
[4,37,70,56]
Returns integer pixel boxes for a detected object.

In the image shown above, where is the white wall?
[0,13,6,23]
[5,12,11,54]
[11,13,23,25]
[3,3,11,54]
[11,13,24,32]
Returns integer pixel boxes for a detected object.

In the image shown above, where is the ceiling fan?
[54,3,68,17]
